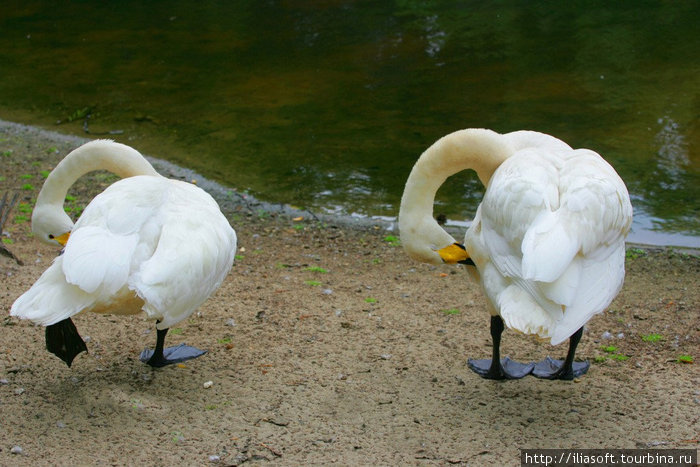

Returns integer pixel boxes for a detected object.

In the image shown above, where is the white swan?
[399,129,632,380]
[11,140,237,367]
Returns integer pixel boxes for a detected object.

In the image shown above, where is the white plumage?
[399,129,632,380]
[11,140,237,367]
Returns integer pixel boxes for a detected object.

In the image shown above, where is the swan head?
[31,205,74,246]
[399,214,474,266]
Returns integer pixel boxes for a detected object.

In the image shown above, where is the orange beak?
[53,232,71,246]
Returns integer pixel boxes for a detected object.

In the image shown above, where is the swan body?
[11,140,237,367]
[399,129,632,379]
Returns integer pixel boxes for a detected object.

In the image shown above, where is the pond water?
[1,1,698,247]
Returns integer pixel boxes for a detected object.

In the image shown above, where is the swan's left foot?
[468,356,534,380]
[139,325,207,368]
[532,356,589,380]
[533,326,588,380]
[139,343,207,368]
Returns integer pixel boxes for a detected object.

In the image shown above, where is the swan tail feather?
[521,210,579,282]
[10,258,94,326]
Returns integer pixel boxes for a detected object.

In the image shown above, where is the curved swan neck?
[399,128,513,264]
[36,139,159,208]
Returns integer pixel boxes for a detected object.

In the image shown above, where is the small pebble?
[380,354,392,360]
[203,380,213,389]
[56,421,66,428]
[209,455,221,463]
[617,333,625,339]
[11,446,23,455]
[225,318,236,327]
[14,388,25,395]
[0,378,8,385]
[601,331,613,339]
[322,288,333,295]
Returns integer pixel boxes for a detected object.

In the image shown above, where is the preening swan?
[11,140,237,367]
[399,129,632,380]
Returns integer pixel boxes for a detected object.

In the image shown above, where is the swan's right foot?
[468,356,534,380]
[139,325,207,368]
[140,344,207,367]
[45,318,88,367]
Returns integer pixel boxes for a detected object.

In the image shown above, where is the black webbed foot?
[45,318,88,367]
[139,325,207,368]
[532,356,589,380]
[139,343,207,368]
[468,356,534,380]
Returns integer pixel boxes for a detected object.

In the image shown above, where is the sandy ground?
[1,122,698,466]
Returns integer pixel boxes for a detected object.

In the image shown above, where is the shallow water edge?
[1,119,697,253]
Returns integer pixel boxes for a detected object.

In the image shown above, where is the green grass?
[601,345,618,353]
[21,183,34,191]
[441,308,460,315]
[218,337,232,344]
[40,170,50,178]
[65,194,76,202]
[384,235,400,246]
[641,333,663,343]
[625,248,647,259]
[13,215,28,223]
[305,266,328,273]
[304,280,321,286]
[2,238,13,245]
[19,174,33,179]
[169,328,184,335]
[364,297,377,303]
[677,355,693,364]
[610,354,629,361]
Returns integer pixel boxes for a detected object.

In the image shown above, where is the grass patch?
[601,345,618,353]
[677,355,693,364]
[625,248,646,259]
[641,333,663,343]
[610,354,629,361]
[305,266,328,273]
[364,297,377,303]
[169,328,184,335]
[441,308,460,315]
[21,183,35,191]
[384,235,400,246]
[304,280,321,286]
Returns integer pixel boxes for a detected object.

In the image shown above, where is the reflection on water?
[0,1,698,247]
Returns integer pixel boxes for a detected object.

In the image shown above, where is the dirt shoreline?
[1,121,698,466]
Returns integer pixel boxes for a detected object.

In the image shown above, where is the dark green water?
[1,1,698,246]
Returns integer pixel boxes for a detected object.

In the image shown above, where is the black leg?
[467,316,534,380]
[139,322,207,368]
[145,327,169,368]
[533,326,590,380]
[45,318,88,367]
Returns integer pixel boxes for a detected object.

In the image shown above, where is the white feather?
[11,141,237,337]
[400,129,632,346]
